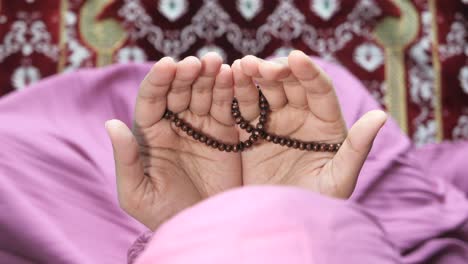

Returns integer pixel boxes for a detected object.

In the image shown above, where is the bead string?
[163,91,342,152]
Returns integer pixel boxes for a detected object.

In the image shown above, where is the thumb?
[105,119,146,208]
[331,110,387,197]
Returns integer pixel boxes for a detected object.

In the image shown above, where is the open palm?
[232,51,387,198]
[106,54,242,230]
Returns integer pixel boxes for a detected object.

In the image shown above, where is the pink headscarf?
[135,186,401,264]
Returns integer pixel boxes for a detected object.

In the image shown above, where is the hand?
[105,53,242,230]
[232,51,387,198]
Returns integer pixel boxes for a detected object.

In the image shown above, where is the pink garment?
[135,186,401,264]
[0,59,467,264]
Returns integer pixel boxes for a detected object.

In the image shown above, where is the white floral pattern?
[413,119,437,146]
[63,11,91,73]
[117,0,382,60]
[0,14,58,62]
[353,43,384,72]
[237,0,263,20]
[0,13,58,90]
[117,46,147,63]
[12,65,41,90]
[311,0,340,21]
[439,13,467,60]
[158,0,188,22]
[453,115,468,139]
[460,66,468,94]
[408,9,436,146]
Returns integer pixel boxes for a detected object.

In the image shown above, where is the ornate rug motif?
[0,0,466,144]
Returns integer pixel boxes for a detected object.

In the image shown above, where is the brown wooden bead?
[279,138,287,146]
[319,143,327,151]
[299,142,306,150]
[292,140,299,149]
[164,111,173,119]
[187,129,194,136]
[253,129,261,137]
[225,145,233,152]
[232,145,239,152]
[313,144,319,151]
[218,144,226,151]
[160,93,345,153]
[238,142,245,151]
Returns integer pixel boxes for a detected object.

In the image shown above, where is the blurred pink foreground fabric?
[0,59,467,264]
[135,186,401,264]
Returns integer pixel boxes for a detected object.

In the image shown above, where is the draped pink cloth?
[135,186,402,264]
[0,59,467,264]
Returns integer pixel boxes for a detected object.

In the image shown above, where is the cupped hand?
[232,51,387,198]
[106,53,242,230]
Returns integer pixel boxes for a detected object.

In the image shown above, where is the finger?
[135,57,176,128]
[189,52,223,115]
[264,57,308,109]
[255,60,290,110]
[241,55,288,110]
[288,50,342,122]
[211,64,235,125]
[232,59,259,121]
[331,110,387,197]
[257,57,291,81]
[167,56,202,113]
[105,119,146,211]
[239,55,262,77]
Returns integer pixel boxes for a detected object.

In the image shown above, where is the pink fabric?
[135,186,401,264]
[0,59,467,263]
[0,64,149,263]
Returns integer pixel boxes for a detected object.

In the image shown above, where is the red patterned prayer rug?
[0,0,466,144]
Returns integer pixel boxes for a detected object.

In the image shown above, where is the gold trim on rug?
[374,0,419,135]
[57,0,68,72]
[79,0,127,67]
[429,0,443,141]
